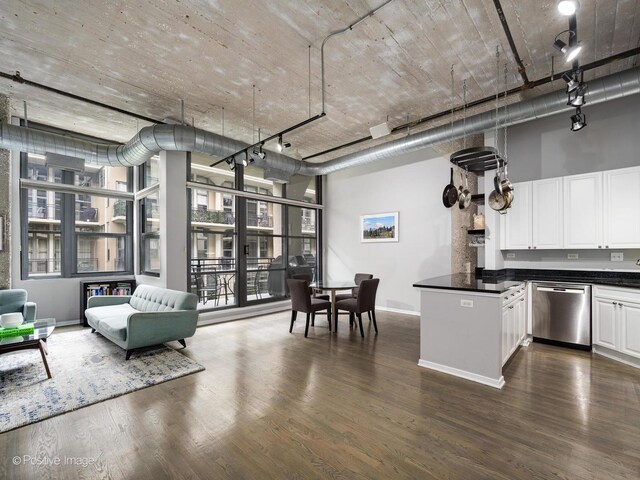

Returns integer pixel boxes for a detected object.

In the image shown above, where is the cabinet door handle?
[520,299,525,302]
[533,246,537,249]
[598,245,602,248]
[605,245,609,249]
[613,302,618,305]
[619,303,624,307]
[509,306,514,309]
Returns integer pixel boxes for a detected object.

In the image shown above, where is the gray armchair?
[0,289,37,322]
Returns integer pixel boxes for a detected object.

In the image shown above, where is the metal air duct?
[1,66,640,177]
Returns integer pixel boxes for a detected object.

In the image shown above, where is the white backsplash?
[502,249,640,272]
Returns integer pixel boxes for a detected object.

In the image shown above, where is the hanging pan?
[458,170,471,209]
[442,167,459,208]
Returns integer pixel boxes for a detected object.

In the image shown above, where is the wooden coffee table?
[0,318,56,378]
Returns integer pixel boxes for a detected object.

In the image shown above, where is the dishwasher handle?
[536,286,587,294]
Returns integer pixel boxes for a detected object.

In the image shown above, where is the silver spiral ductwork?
[1,66,640,177]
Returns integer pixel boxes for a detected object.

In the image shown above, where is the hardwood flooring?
[1,310,639,479]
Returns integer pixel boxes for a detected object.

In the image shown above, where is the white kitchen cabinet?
[501,287,527,367]
[504,182,532,250]
[620,301,640,358]
[563,172,603,249]
[502,304,511,366]
[532,178,563,249]
[593,297,618,350]
[593,286,640,361]
[603,166,640,248]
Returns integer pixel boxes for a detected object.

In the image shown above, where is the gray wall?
[325,147,452,314]
[500,92,640,271]
[507,93,640,182]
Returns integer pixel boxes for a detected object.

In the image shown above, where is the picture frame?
[360,212,399,243]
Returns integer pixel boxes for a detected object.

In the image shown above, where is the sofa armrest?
[87,295,132,309]
[126,310,199,349]
[23,302,37,322]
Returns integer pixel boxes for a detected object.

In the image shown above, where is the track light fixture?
[561,72,579,93]
[276,134,291,152]
[570,107,586,132]
[242,150,250,167]
[557,1,578,16]
[226,157,236,171]
[567,82,587,107]
[553,30,582,63]
[253,144,266,160]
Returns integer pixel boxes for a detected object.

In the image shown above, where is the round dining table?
[310,280,357,332]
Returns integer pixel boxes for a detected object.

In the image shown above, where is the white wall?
[325,147,452,314]
[497,92,640,271]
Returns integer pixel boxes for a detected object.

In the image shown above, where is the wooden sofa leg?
[178,339,187,348]
[125,349,134,360]
[90,328,96,333]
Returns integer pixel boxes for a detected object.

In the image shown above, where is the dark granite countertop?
[414,269,640,294]
[413,274,524,294]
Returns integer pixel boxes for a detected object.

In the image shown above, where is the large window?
[21,150,133,278]
[140,191,160,275]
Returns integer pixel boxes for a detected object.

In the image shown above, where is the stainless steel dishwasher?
[532,282,592,350]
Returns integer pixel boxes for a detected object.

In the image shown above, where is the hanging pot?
[458,170,471,209]
[498,162,513,194]
[493,162,504,195]
[442,167,459,208]
[488,189,508,211]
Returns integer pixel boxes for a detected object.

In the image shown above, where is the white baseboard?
[417,359,505,389]
[197,300,291,326]
[593,345,640,369]
[376,306,419,316]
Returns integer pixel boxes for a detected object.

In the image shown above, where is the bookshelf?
[80,279,136,326]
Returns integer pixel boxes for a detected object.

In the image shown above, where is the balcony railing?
[191,209,235,225]
[113,200,128,218]
[28,257,61,275]
[27,203,61,221]
[247,214,273,228]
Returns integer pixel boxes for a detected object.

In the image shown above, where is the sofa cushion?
[129,285,197,313]
[98,316,129,342]
[85,303,137,330]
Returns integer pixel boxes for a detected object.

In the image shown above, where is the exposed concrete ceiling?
[0,0,638,163]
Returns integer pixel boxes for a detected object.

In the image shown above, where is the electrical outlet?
[506,253,516,259]
[611,252,624,262]
[567,253,579,260]
[460,299,474,308]
[636,259,640,266]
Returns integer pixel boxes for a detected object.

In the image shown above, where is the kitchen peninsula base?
[415,275,527,389]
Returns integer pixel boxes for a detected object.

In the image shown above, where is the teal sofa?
[85,284,199,360]
[0,289,37,322]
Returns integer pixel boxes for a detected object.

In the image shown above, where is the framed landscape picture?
[361,212,399,243]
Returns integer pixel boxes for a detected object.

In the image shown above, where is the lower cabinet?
[593,286,640,360]
[502,293,527,367]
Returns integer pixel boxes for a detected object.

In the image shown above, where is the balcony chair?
[336,278,380,337]
[287,278,332,337]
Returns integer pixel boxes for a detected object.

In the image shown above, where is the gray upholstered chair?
[287,278,332,337]
[335,273,373,302]
[0,289,37,322]
[336,278,380,337]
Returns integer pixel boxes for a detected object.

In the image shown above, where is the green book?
[0,323,35,338]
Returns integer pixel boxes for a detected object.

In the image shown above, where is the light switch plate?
[611,252,624,262]
[567,253,579,260]
[506,253,516,259]
[460,299,474,308]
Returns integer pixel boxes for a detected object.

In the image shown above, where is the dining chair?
[287,278,332,337]
[336,278,380,337]
[335,273,373,302]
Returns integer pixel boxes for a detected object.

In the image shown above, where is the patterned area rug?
[0,329,204,433]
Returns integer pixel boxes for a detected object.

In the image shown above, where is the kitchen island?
[414,274,527,389]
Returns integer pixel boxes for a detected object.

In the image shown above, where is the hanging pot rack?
[449,146,505,172]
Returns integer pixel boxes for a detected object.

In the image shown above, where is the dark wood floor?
[1,310,639,479]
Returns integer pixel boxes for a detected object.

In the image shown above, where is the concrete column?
[446,134,482,274]
[0,95,10,288]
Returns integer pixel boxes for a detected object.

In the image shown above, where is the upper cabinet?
[563,172,603,249]
[505,182,532,250]
[532,178,563,249]
[501,166,639,250]
[603,166,640,249]
[504,179,563,250]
